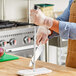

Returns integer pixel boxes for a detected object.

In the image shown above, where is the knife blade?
[29,44,44,67]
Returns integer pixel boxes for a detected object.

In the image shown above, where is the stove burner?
[0,20,36,29]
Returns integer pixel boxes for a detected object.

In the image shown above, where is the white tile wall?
[4,0,28,20]
[0,0,3,19]
[0,0,69,21]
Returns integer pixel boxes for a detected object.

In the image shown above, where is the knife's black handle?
[34,5,38,10]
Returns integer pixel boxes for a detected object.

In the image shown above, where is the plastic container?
[34,4,54,17]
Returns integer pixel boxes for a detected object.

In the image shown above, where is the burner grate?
[0,20,37,29]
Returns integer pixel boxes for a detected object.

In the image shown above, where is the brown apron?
[66,1,76,68]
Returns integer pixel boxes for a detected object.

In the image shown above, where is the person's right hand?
[36,26,51,45]
[31,9,53,29]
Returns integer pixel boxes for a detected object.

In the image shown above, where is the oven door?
[7,48,34,58]
[6,45,45,61]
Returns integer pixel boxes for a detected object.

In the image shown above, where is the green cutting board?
[0,54,19,62]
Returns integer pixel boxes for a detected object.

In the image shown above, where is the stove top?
[0,20,36,29]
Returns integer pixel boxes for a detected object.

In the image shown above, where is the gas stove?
[0,20,38,58]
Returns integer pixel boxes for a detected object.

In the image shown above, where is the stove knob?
[23,37,28,43]
[9,39,16,45]
[0,40,6,47]
[28,37,31,43]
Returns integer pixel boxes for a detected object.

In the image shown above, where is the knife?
[29,44,44,67]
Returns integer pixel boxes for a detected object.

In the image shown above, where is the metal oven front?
[0,25,36,58]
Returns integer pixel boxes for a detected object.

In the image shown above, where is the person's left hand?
[36,26,51,45]
[30,9,46,25]
[30,9,53,29]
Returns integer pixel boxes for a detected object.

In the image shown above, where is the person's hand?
[36,26,51,45]
[30,9,53,29]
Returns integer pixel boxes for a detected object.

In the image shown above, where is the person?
[31,0,76,68]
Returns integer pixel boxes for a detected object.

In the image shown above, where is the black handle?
[34,5,38,10]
